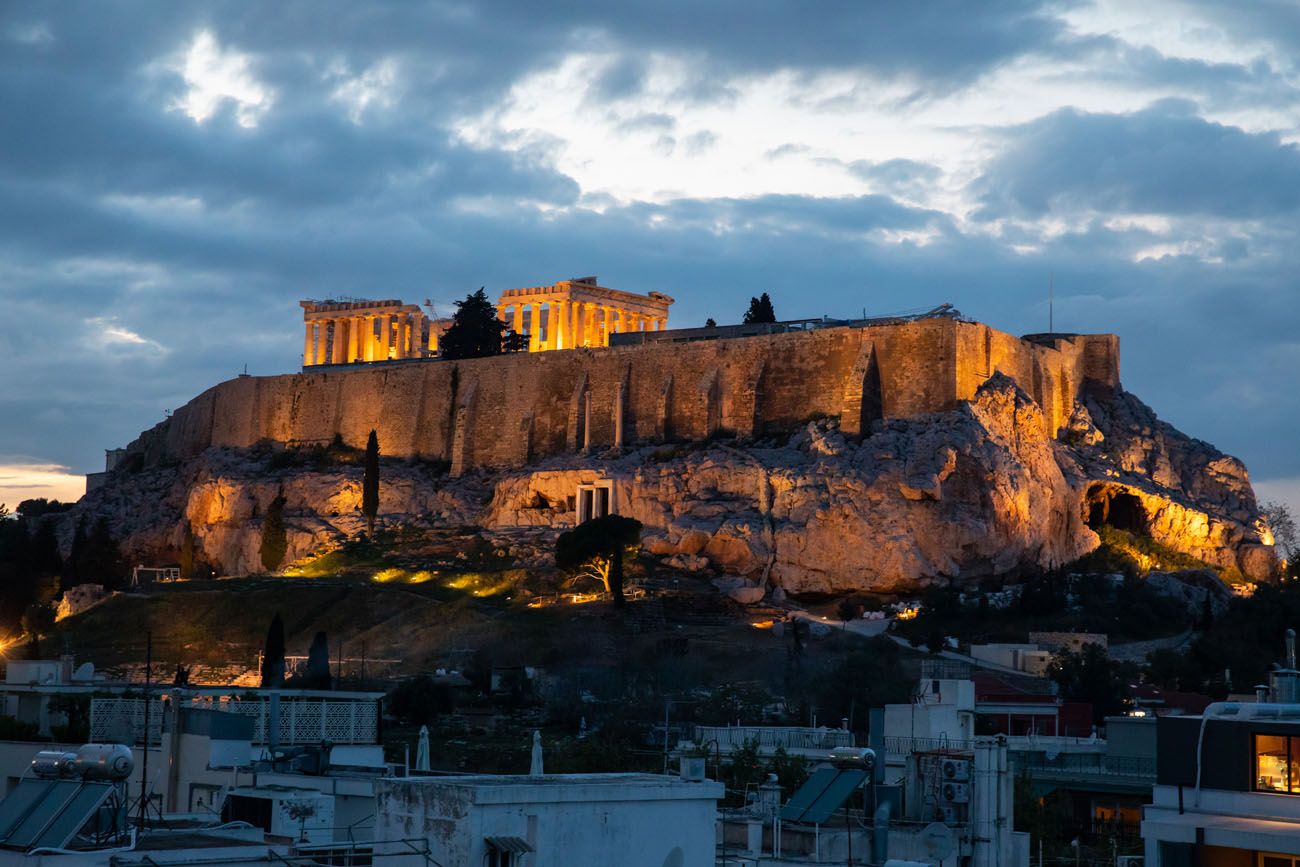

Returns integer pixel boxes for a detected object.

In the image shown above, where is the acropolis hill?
[77,278,1277,592]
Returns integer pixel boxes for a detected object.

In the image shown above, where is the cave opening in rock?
[1086,485,1147,532]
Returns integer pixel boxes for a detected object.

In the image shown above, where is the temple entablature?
[496,277,673,351]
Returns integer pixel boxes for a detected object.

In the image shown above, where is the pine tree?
[704,318,717,328]
[439,288,507,359]
[362,430,380,535]
[260,494,288,572]
[261,612,286,688]
[743,292,777,324]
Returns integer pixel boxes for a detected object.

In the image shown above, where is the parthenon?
[302,277,673,366]
[496,277,673,351]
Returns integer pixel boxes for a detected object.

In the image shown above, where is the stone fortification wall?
[129,319,1119,474]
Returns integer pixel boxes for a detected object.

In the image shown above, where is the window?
[1254,733,1300,793]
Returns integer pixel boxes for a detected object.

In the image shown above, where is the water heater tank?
[30,751,79,778]
[72,744,134,780]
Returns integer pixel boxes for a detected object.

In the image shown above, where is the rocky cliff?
[69,376,1276,592]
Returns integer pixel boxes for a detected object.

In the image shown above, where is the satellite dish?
[921,821,956,861]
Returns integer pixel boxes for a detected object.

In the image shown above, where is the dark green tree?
[704,318,717,328]
[30,521,61,579]
[387,674,455,725]
[179,523,196,580]
[742,292,777,324]
[260,612,286,688]
[439,288,507,359]
[1047,643,1131,724]
[305,631,332,689]
[362,430,380,535]
[555,515,643,608]
[16,499,71,518]
[259,494,288,572]
[502,330,528,353]
[77,517,125,590]
[63,519,86,586]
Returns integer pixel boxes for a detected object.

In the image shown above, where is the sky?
[0,0,1298,513]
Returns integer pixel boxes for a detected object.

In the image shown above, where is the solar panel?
[778,767,839,822]
[0,779,115,850]
[0,780,55,841]
[4,780,84,848]
[799,768,867,825]
[31,783,114,850]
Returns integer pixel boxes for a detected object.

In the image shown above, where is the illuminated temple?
[301,277,673,366]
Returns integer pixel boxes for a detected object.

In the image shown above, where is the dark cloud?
[849,159,943,197]
[0,0,1298,502]
[975,100,1300,219]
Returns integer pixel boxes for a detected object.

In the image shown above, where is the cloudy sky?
[1,0,1298,512]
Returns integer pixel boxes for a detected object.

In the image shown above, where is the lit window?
[1254,734,1300,793]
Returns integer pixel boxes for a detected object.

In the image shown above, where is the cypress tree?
[260,612,286,688]
[305,631,332,689]
[362,430,380,535]
[260,495,288,572]
[179,523,195,580]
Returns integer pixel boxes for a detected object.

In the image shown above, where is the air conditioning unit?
[941,759,971,781]
[1116,858,1144,867]
[940,805,962,825]
[942,782,970,804]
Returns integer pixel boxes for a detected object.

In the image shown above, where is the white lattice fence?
[90,698,165,745]
[91,697,378,746]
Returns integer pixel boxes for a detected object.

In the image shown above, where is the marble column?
[378,314,392,360]
[571,301,584,347]
[528,303,541,352]
[331,320,347,364]
[304,322,315,366]
[553,300,568,349]
[363,316,376,362]
[315,319,330,365]
[512,304,523,336]
[347,316,361,362]
[410,311,424,358]
[395,316,408,359]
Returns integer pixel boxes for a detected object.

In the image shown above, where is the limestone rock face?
[69,377,1276,592]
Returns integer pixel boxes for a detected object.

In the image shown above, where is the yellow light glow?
[371,568,437,585]
[750,619,776,630]
[895,606,920,621]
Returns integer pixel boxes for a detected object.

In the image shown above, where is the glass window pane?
[1291,738,1300,793]
[1257,735,1290,792]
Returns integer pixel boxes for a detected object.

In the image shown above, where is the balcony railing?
[693,725,855,753]
[90,696,379,747]
[1013,752,1156,780]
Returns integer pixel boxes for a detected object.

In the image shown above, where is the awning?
[485,836,535,854]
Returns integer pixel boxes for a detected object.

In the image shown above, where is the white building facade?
[374,773,723,867]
